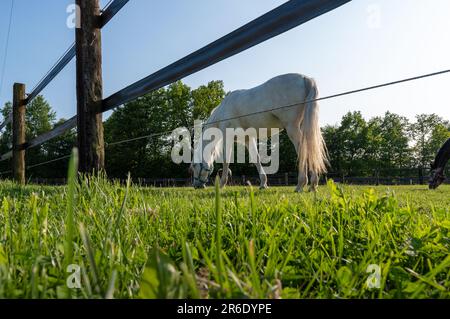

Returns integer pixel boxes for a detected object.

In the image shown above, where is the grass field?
[0,161,449,299]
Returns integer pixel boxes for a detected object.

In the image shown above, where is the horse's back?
[231,73,306,95]
[207,73,313,130]
[226,73,309,111]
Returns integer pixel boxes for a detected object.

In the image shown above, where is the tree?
[104,88,169,178]
[322,111,413,177]
[368,112,412,169]
[427,123,450,163]
[0,96,57,178]
[0,102,13,175]
[191,81,225,121]
[409,114,449,168]
[322,124,341,172]
[104,80,226,179]
[336,111,370,174]
[37,119,77,178]
[0,102,13,153]
[25,96,56,139]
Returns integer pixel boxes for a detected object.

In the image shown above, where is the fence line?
[1,0,353,177]
[8,168,450,187]
[5,0,447,186]
[90,68,450,149]
[0,0,128,130]
[1,67,449,166]
[0,0,14,98]
[0,113,12,132]
[0,0,129,182]
[26,155,72,170]
[26,0,129,105]
[205,69,450,126]
[24,116,77,151]
[0,0,448,189]
[101,0,351,112]
[25,44,75,104]
[0,151,12,162]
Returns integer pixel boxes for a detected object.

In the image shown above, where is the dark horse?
[429,138,450,189]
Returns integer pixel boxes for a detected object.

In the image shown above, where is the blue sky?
[0,0,449,126]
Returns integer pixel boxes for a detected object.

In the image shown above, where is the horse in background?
[429,138,450,189]
[190,73,328,192]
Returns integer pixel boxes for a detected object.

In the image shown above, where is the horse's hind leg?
[285,124,307,193]
[296,171,308,193]
[309,171,319,192]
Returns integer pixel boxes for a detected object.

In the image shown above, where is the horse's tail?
[298,77,328,176]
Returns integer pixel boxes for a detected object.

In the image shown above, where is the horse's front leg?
[255,159,268,189]
[220,162,230,188]
[220,144,233,188]
[248,139,268,190]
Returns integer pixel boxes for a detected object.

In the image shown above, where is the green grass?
[0,169,449,299]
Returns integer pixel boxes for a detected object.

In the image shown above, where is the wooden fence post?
[76,0,105,173]
[13,83,26,185]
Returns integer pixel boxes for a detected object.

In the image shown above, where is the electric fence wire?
[0,0,15,99]
[1,68,449,174]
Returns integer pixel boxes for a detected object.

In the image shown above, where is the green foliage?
[25,96,56,139]
[368,112,412,168]
[323,111,371,174]
[323,111,449,177]
[0,86,449,180]
[191,80,226,121]
[0,176,449,299]
[409,114,450,168]
[0,96,75,178]
[139,248,189,299]
[104,80,226,179]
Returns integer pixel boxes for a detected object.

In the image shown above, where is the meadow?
[0,161,449,299]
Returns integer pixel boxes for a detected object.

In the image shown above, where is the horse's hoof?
[295,187,304,193]
[309,185,319,193]
[259,185,268,190]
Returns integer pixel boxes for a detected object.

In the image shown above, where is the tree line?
[0,80,449,180]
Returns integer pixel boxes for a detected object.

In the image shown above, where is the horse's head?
[429,164,446,190]
[190,162,213,189]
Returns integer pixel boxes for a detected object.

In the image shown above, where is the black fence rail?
[0,0,129,181]
[0,0,352,183]
[24,167,450,187]
[1,0,448,188]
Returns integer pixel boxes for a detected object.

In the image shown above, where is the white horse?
[190,73,328,192]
